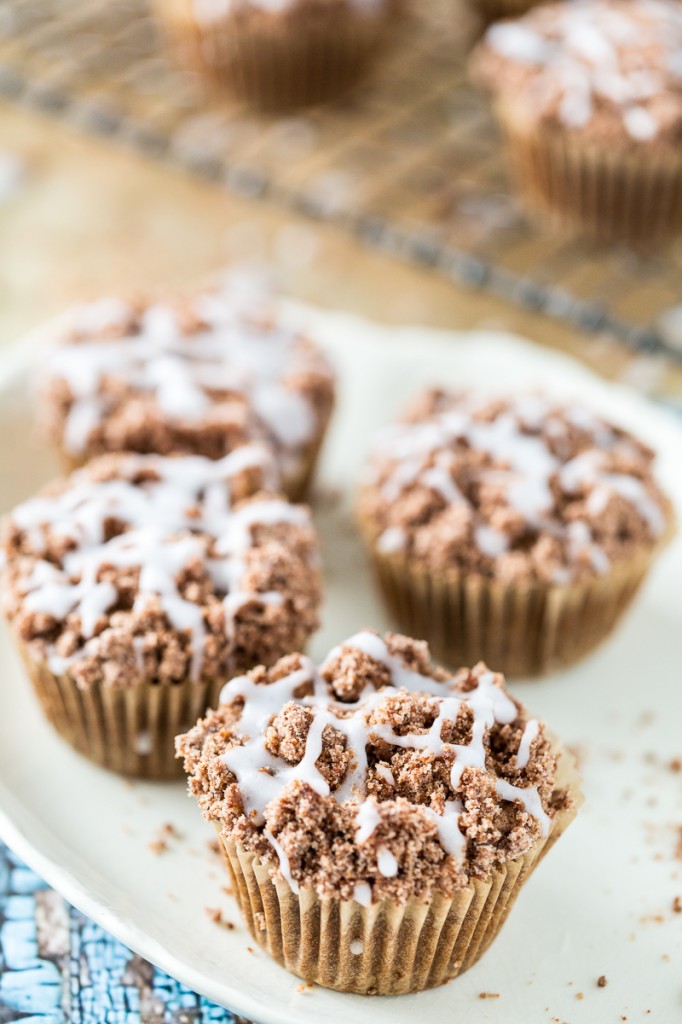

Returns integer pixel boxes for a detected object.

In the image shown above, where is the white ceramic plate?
[0,307,680,1024]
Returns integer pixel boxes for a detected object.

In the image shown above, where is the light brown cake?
[177,629,579,994]
[472,0,682,240]
[153,0,409,110]
[37,273,335,501]
[358,390,673,675]
[1,446,322,777]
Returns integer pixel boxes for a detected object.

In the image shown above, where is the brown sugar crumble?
[37,275,335,493]
[1,450,322,689]
[177,629,574,905]
[204,907,235,930]
[597,975,608,988]
[359,391,671,586]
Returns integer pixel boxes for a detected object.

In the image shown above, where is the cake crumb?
[295,982,313,993]
[204,907,235,930]
[478,992,500,999]
[670,758,682,773]
[148,839,167,856]
[576,992,584,1000]
[673,896,682,913]
[597,975,607,988]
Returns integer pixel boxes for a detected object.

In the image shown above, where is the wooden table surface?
[0,92,680,1024]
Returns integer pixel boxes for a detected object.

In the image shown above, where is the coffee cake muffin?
[358,390,673,677]
[177,629,579,994]
[472,0,682,241]
[1,445,322,777]
[37,277,335,501]
[153,0,409,110]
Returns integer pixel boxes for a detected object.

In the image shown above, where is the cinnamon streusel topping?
[359,390,671,585]
[37,272,335,481]
[177,630,571,904]
[473,0,682,149]
[1,445,322,687]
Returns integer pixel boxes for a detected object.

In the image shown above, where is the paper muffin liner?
[495,104,682,242]
[151,0,407,109]
[17,642,226,778]
[216,748,579,995]
[359,515,674,678]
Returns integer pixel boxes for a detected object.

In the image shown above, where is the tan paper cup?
[19,643,226,779]
[496,103,682,242]
[216,748,580,995]
[359,513,675,678]
[152,0,407,110]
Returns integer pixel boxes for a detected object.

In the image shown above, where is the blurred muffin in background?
[37,271,335,501]
[152,0,410,110]
[471,0,682,241]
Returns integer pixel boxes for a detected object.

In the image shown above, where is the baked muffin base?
[216,745,579,995]
[497,104,682,243]
[360,516,674,678]
[19,643,226,779]
[152,0,407,110]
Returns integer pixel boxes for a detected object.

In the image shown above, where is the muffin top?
[473,0,682,149]
[37,274,335,484]
[1,446,322,688]
[177,630,572,904]
[359,390,671,585]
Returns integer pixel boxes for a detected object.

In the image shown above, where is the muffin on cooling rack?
[177,629,579,995]
[358,390,674,677]
[1,445,322,778]
[37,275,335,502]
[152,0,410,109]
[472,0,682,241]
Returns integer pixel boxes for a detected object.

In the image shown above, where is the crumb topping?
[1,447,322,687]
[38,272,335,483]
[177,630,571,903]
[359,390,671,585]
[473,0,682,149]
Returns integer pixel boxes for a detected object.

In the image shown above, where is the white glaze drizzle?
[219,630,550,889]
[43,274,330,459]
[10,445,313,679]
[368,393,665,576]
[486,0,682,141]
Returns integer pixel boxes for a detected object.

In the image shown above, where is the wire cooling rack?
[2,0,682,359]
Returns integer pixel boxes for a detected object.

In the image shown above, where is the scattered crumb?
[670,759,682,773]
[673,897,682,913]
[167,892,178,902]
[160,822,182,840]
[597,975,607,988]
[675,828,682,860]
[576,992,584,1000]
[207,838,222,856]
[662,954,671,962]
[247,946,255,955]
[295,982,313,993]
[148,840,168,856]
[221,886,233,897]
[478,992,500,1000]
[204,907,235,930]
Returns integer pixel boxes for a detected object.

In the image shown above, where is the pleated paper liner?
[217,747,580,995]
[359,514,675,678]
[495,103,682,243]
[151,0,408,110]
[18,643,226,779]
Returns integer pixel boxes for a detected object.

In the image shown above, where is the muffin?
[177,629,579,995]
[1,445,322,778]
[152,0,409,110]
[37,276,335,502]
[471,0,682,241]
[358,390,674,677]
